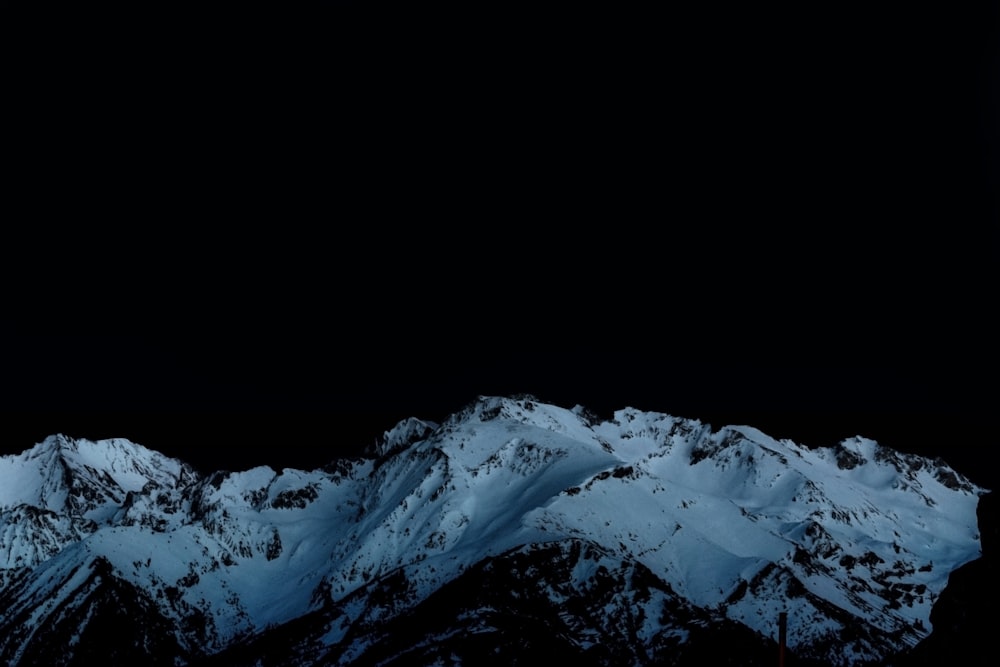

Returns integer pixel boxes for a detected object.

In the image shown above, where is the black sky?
[3,5,996,487]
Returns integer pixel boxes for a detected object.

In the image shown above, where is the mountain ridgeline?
[0,397,989,665]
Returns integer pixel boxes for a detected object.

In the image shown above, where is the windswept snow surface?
[0,398,987,665]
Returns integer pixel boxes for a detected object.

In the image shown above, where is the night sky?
[3,5,996,489]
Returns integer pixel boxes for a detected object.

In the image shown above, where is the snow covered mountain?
[0,397,988,665]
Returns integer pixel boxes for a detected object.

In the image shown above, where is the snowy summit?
[0,396,987,666]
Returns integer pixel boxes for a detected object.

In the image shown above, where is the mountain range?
[0,396,990,665]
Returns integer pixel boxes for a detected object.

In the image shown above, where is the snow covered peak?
[375,417,438,457]
[447,394,583,428]
[0,399,989,666]
[35,433,74,453]
[0,435,197,522]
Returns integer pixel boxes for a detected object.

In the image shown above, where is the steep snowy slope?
[0,435,198,575]
[0,397,987,666]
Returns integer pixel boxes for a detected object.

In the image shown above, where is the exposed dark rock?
[0,557,185,667]
[886,492,996,666]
